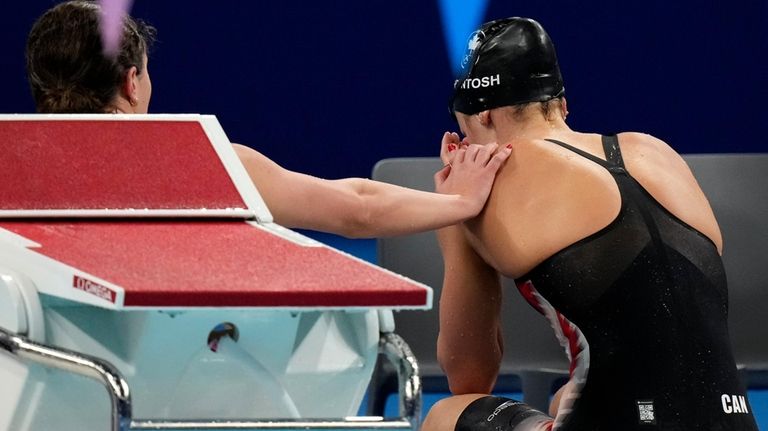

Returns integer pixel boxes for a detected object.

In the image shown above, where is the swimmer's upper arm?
[437,226,503,394]
[232,144,371,235]
[619,133,723,253]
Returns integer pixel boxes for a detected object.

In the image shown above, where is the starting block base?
[1,305,380,430]
[0,115,427,431]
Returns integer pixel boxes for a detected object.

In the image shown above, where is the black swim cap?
[450,17,565,116]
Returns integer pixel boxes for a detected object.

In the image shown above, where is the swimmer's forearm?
[342,178,478,238]
[343,140,510,237]
[277,177,478,238]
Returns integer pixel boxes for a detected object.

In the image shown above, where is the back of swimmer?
[424,17,759,431]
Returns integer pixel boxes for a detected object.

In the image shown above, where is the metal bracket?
[0,328,421,431]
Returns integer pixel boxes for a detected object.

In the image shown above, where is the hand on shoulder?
[434,132,512,215]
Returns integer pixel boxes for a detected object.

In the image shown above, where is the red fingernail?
[448,144,457,152]
[506,144,513,149]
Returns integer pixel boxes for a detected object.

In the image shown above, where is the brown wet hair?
[26,1,156,113]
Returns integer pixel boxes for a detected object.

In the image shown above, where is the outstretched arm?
[232,135,510,238]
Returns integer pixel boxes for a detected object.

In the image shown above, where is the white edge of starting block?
[251,221,325,247]
[197,115,274,223]
[0,227,125,310]
[0,209,254,218]
[0,113,267,220]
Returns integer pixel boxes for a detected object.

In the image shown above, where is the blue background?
[2,2,767,423]
[2,0,766,181]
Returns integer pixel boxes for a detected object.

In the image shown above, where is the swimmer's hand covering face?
[98,0,134,57]
[435,132,511,215]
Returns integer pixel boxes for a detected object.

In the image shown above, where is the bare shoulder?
[616,132,693,178]
[617,132,680,162]
[617,132,723,252]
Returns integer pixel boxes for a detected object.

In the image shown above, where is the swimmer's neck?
[107,96,141,114]
[493,112,572,144]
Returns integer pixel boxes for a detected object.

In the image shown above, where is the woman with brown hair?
[25,0,511,238]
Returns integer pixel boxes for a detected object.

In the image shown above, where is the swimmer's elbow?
[336,212,375,239]
[332,178,378,239]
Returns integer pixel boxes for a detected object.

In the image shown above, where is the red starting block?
[0,114,429,431]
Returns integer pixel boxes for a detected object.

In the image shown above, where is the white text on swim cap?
[455,74,501,90]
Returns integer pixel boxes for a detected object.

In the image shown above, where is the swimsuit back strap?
[601,134,626,169]
[544,139,611,168]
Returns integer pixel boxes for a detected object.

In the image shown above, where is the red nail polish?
[506,144,513,149]
[448,144,457,152]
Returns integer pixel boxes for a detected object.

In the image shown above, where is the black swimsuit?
[513,136,758,430]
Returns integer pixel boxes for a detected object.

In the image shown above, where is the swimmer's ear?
[476,110,492,127]
[561,97,569,120]
[120,66,140,106]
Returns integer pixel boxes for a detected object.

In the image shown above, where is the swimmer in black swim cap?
[450,17,564,117]
[424,16,756,431]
